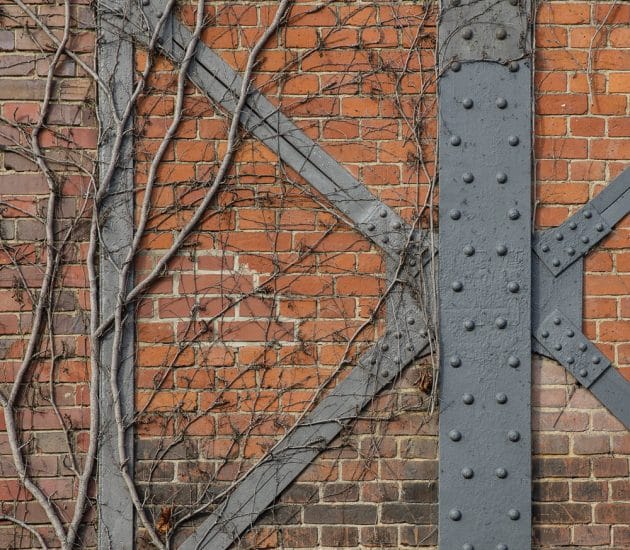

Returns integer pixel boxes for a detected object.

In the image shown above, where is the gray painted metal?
[134,2,412,259]
[535,309,610,388]
[180,252,435,550]
[533,167,630,276]
[437,0,533,546]
[534,310,630,429]
[439,0,532,65]
[533,206,611,276]
[531,256,583,357]
[96,1,135,548]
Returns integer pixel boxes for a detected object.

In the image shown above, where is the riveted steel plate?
[536,309,610,388]
[439,0,532,65]
[437,56,532,550]
[533,207,611,276]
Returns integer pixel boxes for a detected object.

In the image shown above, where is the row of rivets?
[460,28,508,41]
[451,135,519,147]
[449,354,520,369]
[460,171,508,184]
[449,508,519,520]
[448,429,520,442]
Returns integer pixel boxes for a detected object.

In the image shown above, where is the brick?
[381,503,436,524]
[303,504,376,525]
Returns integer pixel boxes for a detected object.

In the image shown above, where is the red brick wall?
[0,1,629,548]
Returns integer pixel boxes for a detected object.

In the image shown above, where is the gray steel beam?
[437,1,533,549]
[96,1,135,548]
[132,1,412,259]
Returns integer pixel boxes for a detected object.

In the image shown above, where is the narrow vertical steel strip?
[97,2,135,548]
[438,2,533,549]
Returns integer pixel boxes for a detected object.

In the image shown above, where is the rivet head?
[462,172,474,183]
[142,0,150,5]
[579,342,587,352]
[496,28,507,40]
[462,97,473,109]
[496,97,508,109]
[581,235,590,244]
[382,370,390,378]
[509,61,519,72]
[508,430,520,442]
[579,368,588,377]
[555,232,564,241]
[409,259,417,266]
[462,393,474,404]
[450,356,462,368]
[508,509,520,520]
[451,0,461,5]
[569,221,577,230]
[508,356,520,368]
[463,245,475,256]
[382,343,389,351]
[462,28,473,40]
[541,244,550,252]
[451,280,463,292]
[566,356,575,365]
[461,467,474,479]
[407,317,415,325]
[452,61,462,72]
[449,508,462,521]
[496,392,508,404]
[382,236,389,244]
[552,258,561,267]
[496,244,508,256]
[395,332,402,339]
[495,467,508,479]
[508,208,520,220]
[497,545,508,550]
[449,430,462,442]
[566,247,576,256]
[554,343,562,351]
[370,357,377,366]
[367,223,376,231]
[393,221,401,230]
[508,281,520,293]
[566,329,574,337]
[592,356,601,365]
[508,135,520,146]
[584,210,592,219]
[495,317,507,329]
[420,329,428,338]
[450,135,462,146]
[596,223,604,232]
[450,209,462,220]
[553,317,562,325]
[463,319,475,331]
[541,330,549,338]
[462,544,474,550]
[496,172,508,183]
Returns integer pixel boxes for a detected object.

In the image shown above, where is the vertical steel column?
[437,2,532,549]
[97,1,135,547]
